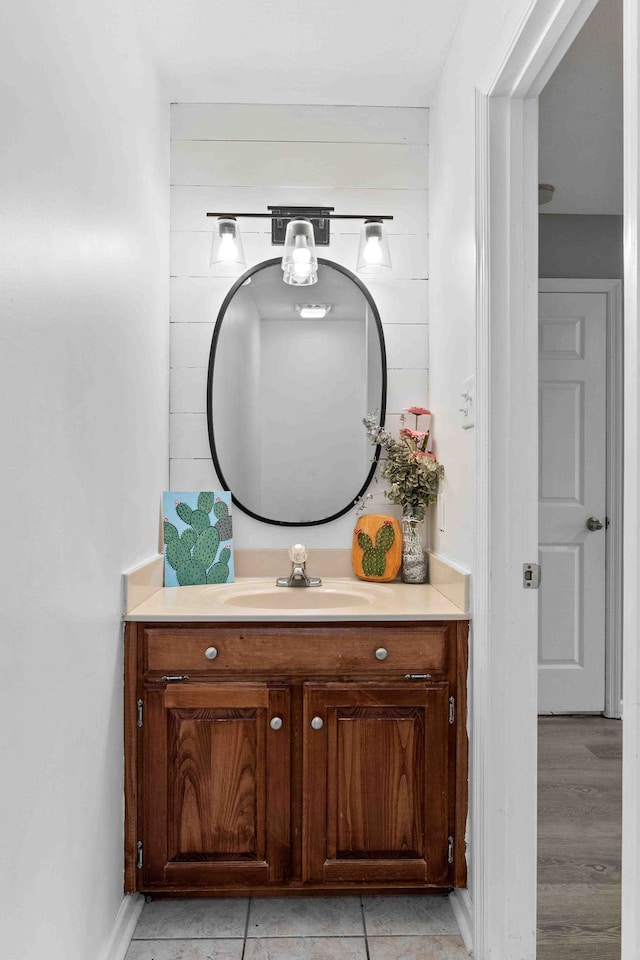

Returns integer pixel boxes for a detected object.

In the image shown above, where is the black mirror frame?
[206,257,387,527]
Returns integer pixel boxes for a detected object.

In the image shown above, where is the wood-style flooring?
[538,716,622,960]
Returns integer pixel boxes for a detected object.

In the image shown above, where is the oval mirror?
[207,257,386,526]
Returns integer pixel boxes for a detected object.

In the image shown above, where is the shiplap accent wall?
[170,103,429,548]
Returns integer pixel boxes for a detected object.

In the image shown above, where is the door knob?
[310,716,324,730]
[586,517,604,532]
[270,717,283,731]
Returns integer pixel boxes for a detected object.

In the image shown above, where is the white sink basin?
[214,579,390,611]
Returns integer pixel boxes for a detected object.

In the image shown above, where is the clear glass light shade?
[210,217,246,274]
[356,219,391,275]
[281,218,318,285]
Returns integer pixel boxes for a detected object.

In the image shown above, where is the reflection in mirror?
[207,258,386,526]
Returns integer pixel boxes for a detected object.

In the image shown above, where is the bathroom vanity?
[124,577,469,897]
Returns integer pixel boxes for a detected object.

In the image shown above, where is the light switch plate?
[460,375,475,429]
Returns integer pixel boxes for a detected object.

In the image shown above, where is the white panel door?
[538,291,607,713]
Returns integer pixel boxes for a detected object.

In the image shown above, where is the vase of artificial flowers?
[400,514,427,583]
[362,406,444,583]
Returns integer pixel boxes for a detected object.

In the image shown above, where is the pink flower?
[406,406,431,417]
[414,450,437,460]
[403,428,429,440]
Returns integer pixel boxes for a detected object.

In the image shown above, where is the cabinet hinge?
[136,699,144,727]
[448,696,455,724]
[136,841,143,870]
[447,836,454,864]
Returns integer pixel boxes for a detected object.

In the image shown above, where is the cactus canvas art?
[162,491,234,587]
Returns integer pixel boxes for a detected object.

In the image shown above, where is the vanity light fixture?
[210,216,246,270]
[356,219,392,274]
[282,218,318,285]
[295,303,332,319]
[206,207,393,283]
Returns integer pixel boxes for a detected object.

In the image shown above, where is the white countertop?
[124,577,469,622]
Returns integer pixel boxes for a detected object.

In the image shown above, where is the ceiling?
[134,0,467,107]
[539,0,622,215]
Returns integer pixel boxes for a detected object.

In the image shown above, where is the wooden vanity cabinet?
[124,620,468,895]
[140,682,290,888]
[303,682,451,886]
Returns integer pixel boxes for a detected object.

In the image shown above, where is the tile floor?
[125,894,469,960]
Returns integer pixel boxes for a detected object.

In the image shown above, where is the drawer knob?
[204,646,218,660]
[375,647,389,661]
[311,716,324,730]
[270,716,283,731]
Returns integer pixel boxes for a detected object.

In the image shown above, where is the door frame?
[472,1,638,958]
[539,278,623,718]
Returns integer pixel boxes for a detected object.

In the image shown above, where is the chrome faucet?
[276,544,322,587]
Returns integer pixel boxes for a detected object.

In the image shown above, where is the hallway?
[537,716,622,959]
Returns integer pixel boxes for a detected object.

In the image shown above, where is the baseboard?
[97,894,144,960]
[449,888,474,955]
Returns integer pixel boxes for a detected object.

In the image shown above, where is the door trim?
[622,4,640,955]
[539,279,623,718]
[473,0,636,957]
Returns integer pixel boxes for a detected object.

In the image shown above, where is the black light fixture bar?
[205,207,393,246]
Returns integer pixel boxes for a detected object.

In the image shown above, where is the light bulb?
[363,236,383,264]
[293,260,312,278]
[218,233,238,261]
[292,244,311,263]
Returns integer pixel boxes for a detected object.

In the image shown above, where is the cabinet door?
[142,682,290,887]
[303,682,450,885]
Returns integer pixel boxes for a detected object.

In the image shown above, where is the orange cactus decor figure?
[352,514,402,582]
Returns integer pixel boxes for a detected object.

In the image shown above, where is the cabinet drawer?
[143,624,452,677]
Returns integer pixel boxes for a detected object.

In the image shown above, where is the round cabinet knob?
[204,646,218,660]
[311,716,324,730]
[375,647,389,661]
[270,716,283,731]
[586,516,604,532]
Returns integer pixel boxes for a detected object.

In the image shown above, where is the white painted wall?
[0,2,169,958]
[170,103,430,547]
[538,0,623,215]
[429,0,539,937]
[539,214,623,277]
[430,0,550,572]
